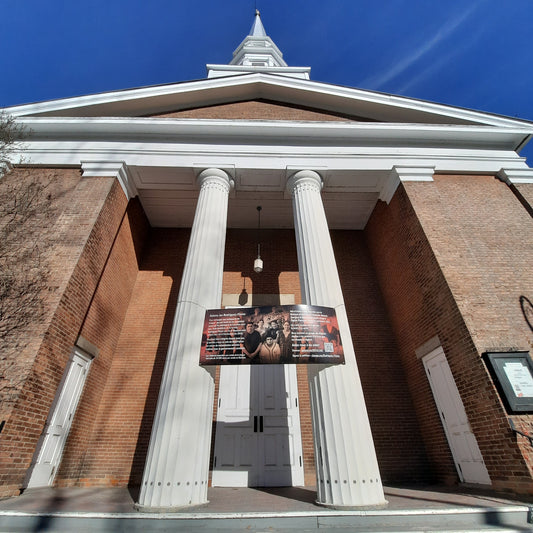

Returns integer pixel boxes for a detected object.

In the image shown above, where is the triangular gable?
[147,99,373,122]
[3,73,532,129]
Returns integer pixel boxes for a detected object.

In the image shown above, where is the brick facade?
[0,170,126,498]
[365,176,533,493]
[333,231,433,483]
[1,168,84,427]
[54,198,149,487]
[515,183,533,212]
[2,168,532,498]
[150,99,372,122]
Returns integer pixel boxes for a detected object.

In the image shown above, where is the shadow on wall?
[520,296,533,332]
[127,228,191,500]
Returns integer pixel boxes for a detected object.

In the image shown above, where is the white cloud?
[361,1,486,90]
[396,23,486,95]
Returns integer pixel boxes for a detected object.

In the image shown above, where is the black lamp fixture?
[254,206,263,273]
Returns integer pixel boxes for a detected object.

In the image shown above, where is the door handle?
[260,415,264,433]
[254,415,258,433]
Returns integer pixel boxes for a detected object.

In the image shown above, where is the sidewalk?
[0,484,531,513]
[0,485,531,532]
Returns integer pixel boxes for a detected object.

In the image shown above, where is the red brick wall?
[58,229,190,487]
[515,183,533,211]
[0,168,83,426]
[55,199,149,486]
[0,173,126,498]
[405,175,532,353]
[365,176,533,494]
[150,99,369,122]
[332,231,433,483]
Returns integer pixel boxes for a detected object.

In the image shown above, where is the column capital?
[197,168,234,192]
[286,169,323,195]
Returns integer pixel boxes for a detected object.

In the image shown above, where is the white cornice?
[6,117,531,214]
[13,117,531,172]
[497,168,533,184]
[380,166,435,204]
[4,73,533,131]
[10,134,530,230]
[13,116,533,152]
[393,166,436,181]
[16,143,529,176]
[81,160,138,199]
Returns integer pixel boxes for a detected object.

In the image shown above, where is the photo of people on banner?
[199,304,345,365]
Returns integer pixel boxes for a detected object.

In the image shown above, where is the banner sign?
[199,304,345,366]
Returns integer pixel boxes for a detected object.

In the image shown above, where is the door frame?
[422,346,491,485]
[25,347,93,488]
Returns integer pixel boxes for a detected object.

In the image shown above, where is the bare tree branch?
[0,111,25,177]
[0,113,57,398]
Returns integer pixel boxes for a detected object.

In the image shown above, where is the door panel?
[26,349,92,488]
[423,347,491,485]
[213,365,304,487]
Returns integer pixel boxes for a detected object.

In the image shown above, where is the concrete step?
[0,505,531,532]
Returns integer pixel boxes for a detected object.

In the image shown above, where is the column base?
[134,500,210,513]
[315,499,389,510]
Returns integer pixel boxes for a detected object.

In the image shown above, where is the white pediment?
[4,73,532,130]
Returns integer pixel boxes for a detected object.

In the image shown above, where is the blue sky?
[2,0,533,162]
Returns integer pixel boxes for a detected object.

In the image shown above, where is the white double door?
[423,347,491,485]
[212,365,304,487]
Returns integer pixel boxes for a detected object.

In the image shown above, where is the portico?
[134,163,388,509]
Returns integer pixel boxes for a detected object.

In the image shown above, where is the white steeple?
[248,8,268,38]
[207,10,311,79]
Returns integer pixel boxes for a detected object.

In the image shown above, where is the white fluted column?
[138,168,233,509]
[287,170,387,508]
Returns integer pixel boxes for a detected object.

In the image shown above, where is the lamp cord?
[256,206,262,258]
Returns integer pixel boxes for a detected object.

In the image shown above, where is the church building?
[1,11,533,509]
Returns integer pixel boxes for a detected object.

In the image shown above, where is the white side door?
[423,347,491,485]
[212,364,304,487]
[26,348,92,488]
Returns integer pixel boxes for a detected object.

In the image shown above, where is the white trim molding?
[497,168,533,185]
[380,166,435,204]
[415,335,442,360]
[81,160,138,199]
[75,335,100,359]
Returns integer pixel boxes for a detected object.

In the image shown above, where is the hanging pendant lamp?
[254,206,263,273]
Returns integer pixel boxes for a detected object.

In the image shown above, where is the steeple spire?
[249,9,267,37]
[229,10,287,69]
[206,11,311,80]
